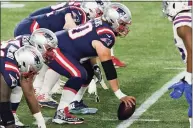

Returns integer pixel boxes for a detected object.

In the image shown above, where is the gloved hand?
[38,122,46,128]
[93,64,102,82]
[168,81,186,99]
[184,84,192,118]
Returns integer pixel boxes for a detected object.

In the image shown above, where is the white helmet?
[80,1,103,19]
[95,0,111,11]
[30,28,58,54]
[162,0,192,21]
[102,2,132,36]
[29,28,58,62]
[14,45,44,77]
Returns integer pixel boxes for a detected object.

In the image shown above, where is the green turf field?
[1,1,189,128]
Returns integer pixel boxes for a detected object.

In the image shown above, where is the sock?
[39,69,60,95]
[185,72,192,85]
[10,86,23,113]
[111,48,114,56]
[57,77,83,111]
[33,64,49,91]
[73,85,88,102]
[57,88,77,111]
[51,78,61,94]
[189,118,192,128]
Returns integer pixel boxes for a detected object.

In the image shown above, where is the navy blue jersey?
[29,2,81,17]
[29,6,86,33]
[56,18,116,60]
[0,41,21,89]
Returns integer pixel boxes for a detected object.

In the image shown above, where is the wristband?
[33,112,45,124]
[114,89,127,99]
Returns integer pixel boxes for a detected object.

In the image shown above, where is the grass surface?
[1,1,188,128]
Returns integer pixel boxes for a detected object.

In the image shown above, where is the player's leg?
[69,60,98,114]
[48,49,85,124]
[10,86,25,127]
[0,74,15,128]
[111,48,126,68]
[33,64,49,95]
[51,77,64,95]
[37,68,60,108]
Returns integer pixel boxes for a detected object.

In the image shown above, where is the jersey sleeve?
[173,12,192,29]
[69,6,87,25]
[29,3,67,17]
[3,61,20,89]
[96,27,116,49]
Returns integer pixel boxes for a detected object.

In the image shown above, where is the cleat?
[37,93,58,108]
[52,108,84,124]
[111,56,126,68]
[69,100,98,114]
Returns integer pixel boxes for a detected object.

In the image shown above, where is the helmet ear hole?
[22,62,26,67]
[173,3,175,9]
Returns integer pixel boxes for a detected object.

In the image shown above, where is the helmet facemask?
[30,28,58,63]
[14,45,44,79]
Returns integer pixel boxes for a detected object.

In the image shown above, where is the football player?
[11,2,104,126]
[163,0,192,127]
[0,43,45,127]
[29,0,126,68]
[32,2,135,124]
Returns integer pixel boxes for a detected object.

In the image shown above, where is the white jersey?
[172,11,192,63]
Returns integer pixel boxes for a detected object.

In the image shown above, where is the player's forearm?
[23,88,40,114]
[90,58,98,65]
[29,6,53,17]
[187,53,192,73]
[63,13,77,29]
[109,79,119,92]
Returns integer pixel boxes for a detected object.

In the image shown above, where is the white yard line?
[117,71,185,128]
[1,1,25,8]
[164,67,185,70]
[102,118,160,122]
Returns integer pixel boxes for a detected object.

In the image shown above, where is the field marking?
[102,118,160,122]
[164,67,185,70]
[1,1,25,8]
[117,71,185,128]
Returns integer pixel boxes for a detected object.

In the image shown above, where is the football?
[117,100,136,120]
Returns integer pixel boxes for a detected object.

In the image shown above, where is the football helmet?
[14,45,44,78]
[29,28,58,63]
[80,1,103,19]
[102,2,132,36]
[162,0,192,21]
[95,0,111,11]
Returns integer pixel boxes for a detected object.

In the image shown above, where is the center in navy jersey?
[56,18,116,61]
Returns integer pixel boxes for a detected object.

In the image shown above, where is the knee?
[65,77,84,92]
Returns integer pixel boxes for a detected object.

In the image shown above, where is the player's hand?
[168,81,186,99]
[120,96,135,108]
[184,83,192,105]
[38,123,46,128]
[93,64,102,82]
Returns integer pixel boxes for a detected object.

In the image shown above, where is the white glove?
[37,122,46,128]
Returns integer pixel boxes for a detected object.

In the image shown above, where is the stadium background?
[1,1,189,128]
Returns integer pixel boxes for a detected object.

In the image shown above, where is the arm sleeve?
[96,27,115,49]
[29,2,67,17]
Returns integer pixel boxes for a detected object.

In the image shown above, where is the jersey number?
[68,22,93,39]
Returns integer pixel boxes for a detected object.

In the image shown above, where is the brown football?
[117,100,136,120]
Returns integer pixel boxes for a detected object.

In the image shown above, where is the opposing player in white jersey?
[163,0,192,127]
